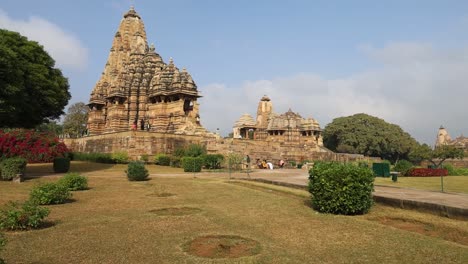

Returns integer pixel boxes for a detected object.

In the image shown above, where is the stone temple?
[87,7,205,136]
[65,6,368,164]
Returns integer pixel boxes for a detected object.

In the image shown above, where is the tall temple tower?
[87,7,203,135]
[435,125,452,148]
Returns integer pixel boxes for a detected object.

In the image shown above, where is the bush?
[170,156,181,168]
[111,151,129,164]
[308,162,374,215]
[173,147,186,157]
[53,157,70,173]
[407,168,448,177]
[182,157,203,172]
[71,152,114,163]
[0,157,27,181]
[0,129,69,163]
[184,144,206,157]
[29,183,72,205]
[202,154,224,169]
[0,232,5,251]
[225,153,243,171]
[58,173,88,191]
[126,161,149,181]
[154,154,171,166]
[140,154,149,164]
[0,200,50,230]
[393,160,413,176]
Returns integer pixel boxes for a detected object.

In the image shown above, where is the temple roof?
[234,114,256,128]
[124,6,141,19]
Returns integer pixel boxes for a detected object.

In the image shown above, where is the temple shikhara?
[435,126,468,151]
[65,6,367,164]
[233,95,323,148]
[87,7,204,135]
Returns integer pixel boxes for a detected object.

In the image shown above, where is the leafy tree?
[323,113,419,163]
[409,144,464,168]
[62,102,88,138]
[35,120,63,136]
[0,29,70,128]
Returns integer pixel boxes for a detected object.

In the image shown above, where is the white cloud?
[200,42,468,145]
[0,9,88,71]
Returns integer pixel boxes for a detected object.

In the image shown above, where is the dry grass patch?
[1,173,467,263]
[149,207,202,216]
[184,235,261,259]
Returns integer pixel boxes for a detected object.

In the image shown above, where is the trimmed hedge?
[0,200,50,230]
[154,154,171,166]
[29,183,72,205]
[182,157,203,172]
[308,162,374,215]
[126,161,149,181]
[111,151,129,164]
[0,157,27,181]
[407,168,448,177]
[393,160,413,176]
[53,157,70,173]
[58,173,88,191]
[71,152,114,163]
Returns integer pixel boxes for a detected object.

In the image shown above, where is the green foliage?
[154,154,171,166]
[202,154,224,169]
[140,154,149,163]
[58,172,88,191]
[72,152,114,163]
[0,157,27,180]
[182,157,203,172]
[62,102,88,138]
[35,120,63,136]
[323,113,419,163]
[111,151,129,164]
[393,160,414,176]
[170,156,182,168]
[308,162,374,215]
[173,147,186,157]
[409,144,465,168]
[53,157,70,173]
[126,161,149,181]
[0,200,50,230]
[0,232,5,251]
[0,29,70,128]
[225,153,243,171]
[442,164,468,176]
[29,183,72,205]
[184,144,206,157]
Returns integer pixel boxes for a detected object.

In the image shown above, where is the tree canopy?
[63,102,88,138]
[0,29,70,128]
[323,113,419,162]
[409,144,464,168]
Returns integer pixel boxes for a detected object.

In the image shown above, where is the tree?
[35,121,63,136]
[0,29,70,128]
[323,113,419,163]
[409,144,464,168]
[63,102,89,138]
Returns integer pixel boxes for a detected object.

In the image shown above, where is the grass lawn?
[0,163,467,263]
[374,176,468,194]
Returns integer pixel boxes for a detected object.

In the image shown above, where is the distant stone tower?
[435,125,452,147]
[255,95,273,140]
[87,6,203,135]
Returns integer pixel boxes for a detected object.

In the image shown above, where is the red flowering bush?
[0,130,69,163]
[407,168,448,177]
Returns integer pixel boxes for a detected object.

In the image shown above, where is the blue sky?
[1,0,468,144]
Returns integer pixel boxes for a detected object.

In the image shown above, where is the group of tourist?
[254,158,285,170]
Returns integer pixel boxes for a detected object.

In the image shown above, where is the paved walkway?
[223,169,468,220]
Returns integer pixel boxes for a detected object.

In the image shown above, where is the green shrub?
[111,151,129,164]
[154,154,171,166]
[289,161,297,167]
[140,154,149,164]
[58,173,88,191]
[184,144,206,157]
[53,157,70,173]
[0,157,27,181]
[0,200,50,230]
[225,153,243,171]
[308,162,374,215]
[126,161,149,181]
[394,160,413,176]
[182,157,203,172]
[71,152,114,163]
[0,232,5,251]
[29,183,72,205]
[455,167,468,176]
[170,156,181,168]
[202,154,224,169]
[173,147,186,157]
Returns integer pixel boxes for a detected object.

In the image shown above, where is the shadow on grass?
[25,161,116,177]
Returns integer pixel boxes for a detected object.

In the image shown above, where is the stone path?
[223,169,468,220]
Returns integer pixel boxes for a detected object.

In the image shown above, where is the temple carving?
[435,126,468,151]
[87,7,204,135]
[233,96,324,149]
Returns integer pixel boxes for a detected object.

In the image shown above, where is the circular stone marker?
[184,235,261,259]
[149,207,202,216]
